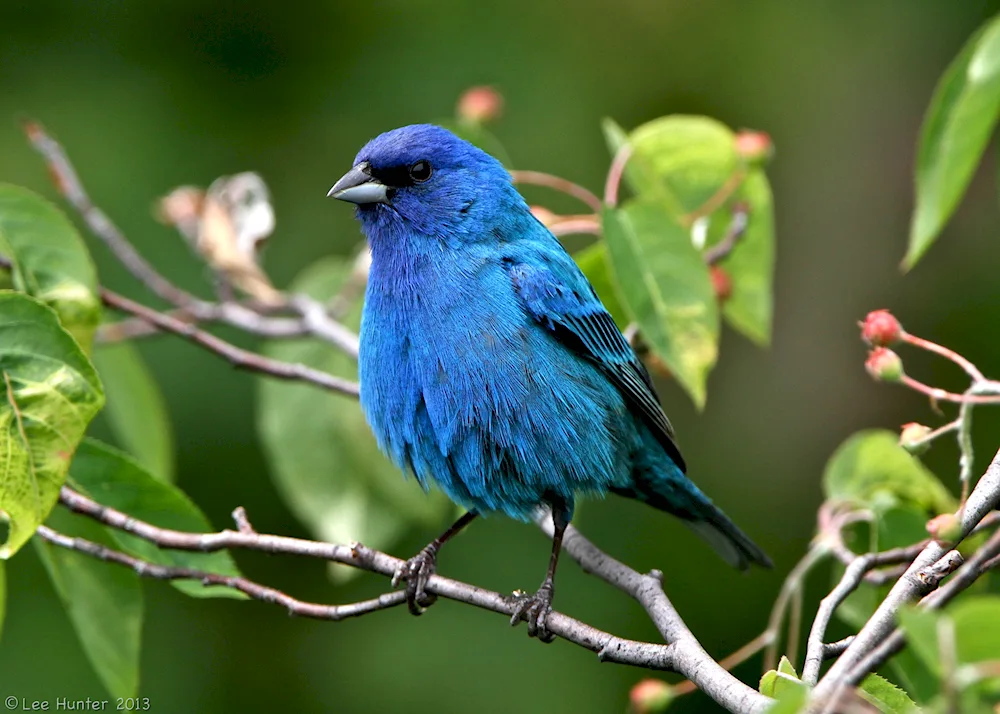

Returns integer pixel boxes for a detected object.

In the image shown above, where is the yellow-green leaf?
[93,341,175,482]
[602,202,718,408]
[0,184,101,352]
[0,292,104,558]
[906,15,1000,269]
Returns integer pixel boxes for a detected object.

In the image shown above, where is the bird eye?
[408,160,432,183]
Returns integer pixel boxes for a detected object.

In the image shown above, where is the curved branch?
[54,486,770,712]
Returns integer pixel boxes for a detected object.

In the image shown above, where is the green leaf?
[257,256,454,575]
[603,117,776,345]
[778,655,799,678]
[601,202,718,407]
[762,684,808,713]
[0,292,105,558]
[35,508,142,699]
[898,607,944,677]
[949,595,1000,664]
[822,430,956,514]
[573,242,629,327]
[906,15,1000,269]
[859,674,919,713]
[93,341,175,482]
[760,656,804,698]
[68,438,244,599]
[604,115,739,217]
[720,170,775,345]
[0,184,101,352]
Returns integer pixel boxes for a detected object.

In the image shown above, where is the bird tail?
[683,504,773,571]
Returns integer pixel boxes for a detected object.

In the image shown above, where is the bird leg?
[510,507,569,643]
[392,510,478,616]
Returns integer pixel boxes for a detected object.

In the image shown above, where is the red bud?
[630,679,674,714]
[861,309,902,346]
[710,265,733,303]
[865,348,903,382]
[457,86,503,124]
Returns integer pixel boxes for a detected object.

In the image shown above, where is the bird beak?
[328,162,388,204]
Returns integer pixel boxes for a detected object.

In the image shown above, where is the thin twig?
[23,120,361,359]
[510,171,602,213]
[23,120,198,307]
[813,448,1000,704]
[681,168,748,226]
[703,202,750,265]
[899,375,1000,405]
[901,331,985,383]
[604,144,633,208]
[100,288,359,397]
[763,545,828,671]
[802,555,874,684]
[36,525,407,620]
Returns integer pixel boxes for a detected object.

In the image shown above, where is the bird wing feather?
[507,253,687,473]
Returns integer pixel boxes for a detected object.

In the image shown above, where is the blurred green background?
[4,1,1000,712]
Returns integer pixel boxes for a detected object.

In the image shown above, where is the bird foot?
[392,546,439,615]
[509,582,555,642]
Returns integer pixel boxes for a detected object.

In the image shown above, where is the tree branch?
[23,120,360,359]
[812,447,1000,705]
[100,288,359,397]
[51,486,771,712]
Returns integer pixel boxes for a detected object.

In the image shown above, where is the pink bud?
[457,86,504,124]
[861,309,902,346]
[629,679,674,714]
[899,423,932,455]
[734,130,773,163]
[865,348,903,382]
[926,513,961,543]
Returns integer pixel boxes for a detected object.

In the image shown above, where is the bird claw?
[392,547,439,616]
[509,583,555,643]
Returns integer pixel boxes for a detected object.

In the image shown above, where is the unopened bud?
[899,423,932,455]
[630,679,674,714]
[926,513,961,543]
[865,347,903,382]
[457,86,503,124]
[710,265,733,303]
[734,130,773,164]
[861,309,902,346]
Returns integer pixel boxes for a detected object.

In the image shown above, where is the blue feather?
[339,124,770,570]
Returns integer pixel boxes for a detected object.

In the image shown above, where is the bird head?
[329,124,519,240]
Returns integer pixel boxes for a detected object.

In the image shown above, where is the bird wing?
[507,254,687,473]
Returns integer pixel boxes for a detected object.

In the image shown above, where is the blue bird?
[329,124,771,638]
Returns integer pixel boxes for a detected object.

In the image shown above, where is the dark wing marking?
[509,261,686,473]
